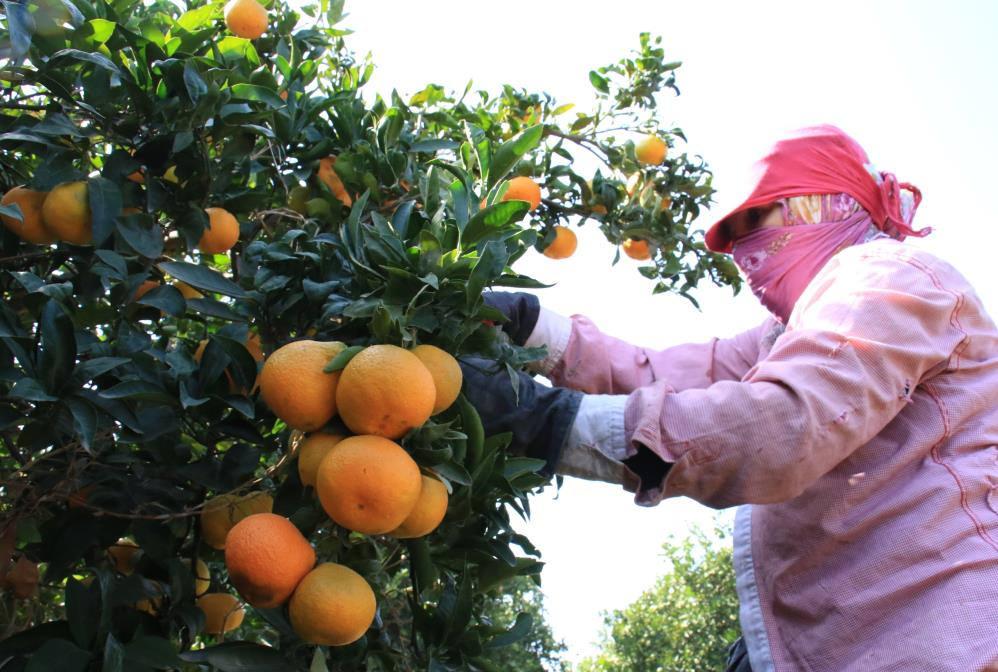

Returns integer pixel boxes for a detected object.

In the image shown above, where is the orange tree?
[0,1,736,669]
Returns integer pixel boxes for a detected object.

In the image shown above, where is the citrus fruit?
[1,186,54,244]
[127,170,145,184]
[258,340,346,431]
[289,563,376,646]
[41,181,91,245]
[200,491,274,550]
[500,176,542,210]
[192,557,210,596]
[5,556,39,599]
[543,226,577,259]
[591,203,608,216]
[197,593,245,634]
[224,0,268,39]
[108,539,140,575]
[288,185,309,214]
[390,475,449,539]
[635,134,667,165]
[131,280,160,302]
[622,238,652,260]
[335,345,435,439]
[297,433,344,487]
[225,513,315,608]
[315,435,422,534]
[199,207,240,255]
[317,157,352,208]
[411,344,462,414]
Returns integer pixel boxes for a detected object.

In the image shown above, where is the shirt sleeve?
[543,312,773,394]
[624,248,969,508]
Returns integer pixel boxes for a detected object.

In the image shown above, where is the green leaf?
[102,633,125,672]
[186,297,247,322]
[5,1,32,60]
[10,378,57,402]
[157,262,248,298]
[117,215,164,259]
[409,139,461,153]
[323,345,363,372]
[489,125,545,187]
[51,48,121,75]
[85,19,116,44]
[179,642,296,672]
[66,397,97,450]
[485,612,534,649]
[466,241,509,307]
[229,83,285,108]
[65,578,97,648]
[589,70,610,94]
[124,637,183,668]
[38,300,76,395]
[88,177,122,246]
[183,61,208,102]
[432,461,471,486]
[0,621,73,658]
[136,285,186,317]
[25,638,91,672]
[462,201,530,247]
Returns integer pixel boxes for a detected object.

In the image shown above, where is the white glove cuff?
[524,308,572,375]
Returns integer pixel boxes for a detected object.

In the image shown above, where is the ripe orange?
[635,135,667,165]
[127,170,145,184]
[543,226,577,259]
[258,340,346,431]
[108,539,140,575]
[224,0,268,39]
[317,157,352,208]
[197,592,245,634]
[390,475,448,539]
[5,556,39,599]
[591,203,608,216]
[200,491,274,550]
[225,513,315,608]
[297,433,344,487]
[622,238,652,260]
[315,435,422,534]
[335,345,435,439]
[173,281,203,300]
[289,563,376,646]
[41,181,91,245]
[245,332,264,362]
[500,176,542,211]
[199,207,240,255]
[131,280,160,302]
[191,557,211,596]
[1,186,55,244]
[411,344,462,414]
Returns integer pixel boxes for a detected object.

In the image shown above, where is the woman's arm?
[623,246,969,508]
[532,309,774,394]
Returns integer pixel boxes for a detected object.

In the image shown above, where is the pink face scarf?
[731,191,916,324]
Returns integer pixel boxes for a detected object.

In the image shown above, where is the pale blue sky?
[342,0,998,663]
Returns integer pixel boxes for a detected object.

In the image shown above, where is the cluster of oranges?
[0,181,241,256]
[496,134,670,263]
[180,341,462,645]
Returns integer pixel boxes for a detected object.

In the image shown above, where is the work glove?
[459,356,581,477]
[482,291,540,346]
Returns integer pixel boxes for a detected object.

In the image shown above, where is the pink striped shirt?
[548,238,998,671]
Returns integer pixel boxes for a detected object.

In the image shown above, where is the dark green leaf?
[5,1,32,60]
[25,638,92,672]
[39,300,76,395]
[489,125,545,187]
[408,139,460,153]
[88,177,122,246]
[589,70,610,93]
[186,297,246,321]
[229,83,284,108]
[462,201,530,247]
[51,48,121,75]
[137,285,186,317]
[323,345,362,372]
[124,637,183,668]
[485,612,534,649]
[157,262,248,298]
[179,642,296,672]
[183,61,208,102]
[10,378,57,402]
[117,215,164,259]
[466,241,508,307]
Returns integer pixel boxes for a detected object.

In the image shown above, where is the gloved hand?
[481,291,540,346]
[459,356,581,477]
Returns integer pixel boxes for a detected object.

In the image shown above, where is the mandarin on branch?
[258,340,345,431]
[224,513,315,608]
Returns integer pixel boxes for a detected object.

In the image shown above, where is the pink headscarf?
[709,125,928,324]
[731,194,913,323]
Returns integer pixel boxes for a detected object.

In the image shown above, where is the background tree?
[477,575,568,672]
[0,0,735,669]
[578,523,740,672]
